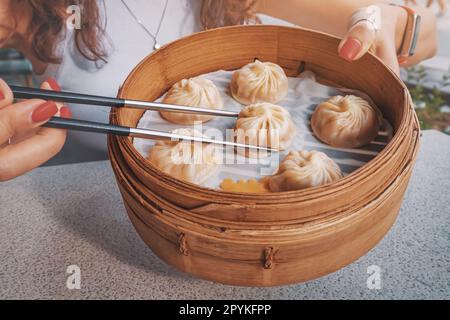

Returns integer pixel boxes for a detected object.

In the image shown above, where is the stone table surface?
[1,130,449,300]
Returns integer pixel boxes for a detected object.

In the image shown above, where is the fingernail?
[339,38,362,62]
[45,77,61,91]
[60,106,72,119]
[398,57,408,66]
[32,101,58,123]
[0,91,4,100]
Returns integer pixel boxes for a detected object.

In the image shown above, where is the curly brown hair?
[12,0,107,64]
[11,0,258,64]
[201,0,261,30]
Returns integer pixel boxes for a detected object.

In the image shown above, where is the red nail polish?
[60,106,72,119]
[398,56,408,66]
[45,77,61,91]
[339,38,362,62]
[0,91,4,100]
[32,101,58,123]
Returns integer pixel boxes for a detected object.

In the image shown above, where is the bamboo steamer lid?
[108,25,420,286]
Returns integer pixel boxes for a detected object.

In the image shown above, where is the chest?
[109,0,202,44]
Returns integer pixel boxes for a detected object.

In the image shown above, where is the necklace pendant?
[154,42,161,50]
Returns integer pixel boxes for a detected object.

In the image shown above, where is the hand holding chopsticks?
[10,85,277,153]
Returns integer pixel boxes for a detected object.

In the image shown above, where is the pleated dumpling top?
[147,129,219,184]
[311,95,380,148]
[267,150,343,192]
[235,103,296,157]
[161,77,223,125]
[231,60,289,105]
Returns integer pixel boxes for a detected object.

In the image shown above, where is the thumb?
[338,20,377,62]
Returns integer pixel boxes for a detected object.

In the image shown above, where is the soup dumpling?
[267,150,343,192]
[311,95,380,148]
[147,129,219,185]
[234,103,296,158]
[160,77,224,125]
[230,60,289,105]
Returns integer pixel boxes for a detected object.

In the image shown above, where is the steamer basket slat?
[108,26,420,286]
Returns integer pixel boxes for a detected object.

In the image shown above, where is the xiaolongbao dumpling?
[267,150,343,192]
[147,129,218,185]
[160,77,224,125]
[234,103,296,158]
[230,60,289,105]
[311,95,380,148]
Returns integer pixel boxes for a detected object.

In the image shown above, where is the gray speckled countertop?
[1,130,449,300]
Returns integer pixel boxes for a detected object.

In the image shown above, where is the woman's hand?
[258,1,437,75]
[0,78,71,181]
[338,3,437,76]
[338,4,404,75]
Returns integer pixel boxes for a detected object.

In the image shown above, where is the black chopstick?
[11,85,124,107]
[10,85,239,117]
[46,117,130,136]
[44,117,277,152]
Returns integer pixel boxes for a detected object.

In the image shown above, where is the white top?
[37,0,292,153]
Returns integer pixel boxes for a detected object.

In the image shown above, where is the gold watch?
[392,4,422,65]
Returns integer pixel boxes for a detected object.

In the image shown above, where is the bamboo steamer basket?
[108,26,420,286]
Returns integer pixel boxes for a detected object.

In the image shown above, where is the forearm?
[257,0,385,37]
[257,0,437,65]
